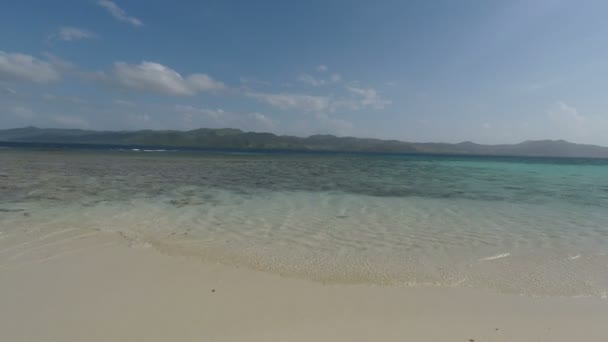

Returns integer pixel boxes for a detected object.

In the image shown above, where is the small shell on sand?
[480,253,510,261]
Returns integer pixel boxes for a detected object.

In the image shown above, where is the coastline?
[1,229,606,342]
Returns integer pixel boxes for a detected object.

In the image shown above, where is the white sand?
[1,229,607,342]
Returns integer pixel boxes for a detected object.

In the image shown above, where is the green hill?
[2,127,608,158]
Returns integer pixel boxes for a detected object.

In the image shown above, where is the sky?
[2,0,608,145]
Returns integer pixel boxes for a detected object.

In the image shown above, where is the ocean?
[1,145,608,298]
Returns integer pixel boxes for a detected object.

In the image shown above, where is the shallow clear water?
[1,148,608,297]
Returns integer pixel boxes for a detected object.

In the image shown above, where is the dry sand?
[1,229,607,342]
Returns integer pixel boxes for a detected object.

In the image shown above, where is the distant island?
[2,126,608,158]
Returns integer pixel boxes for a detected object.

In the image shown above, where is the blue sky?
[2,0,608,145]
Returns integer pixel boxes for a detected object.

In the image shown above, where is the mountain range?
[2,127,608,158]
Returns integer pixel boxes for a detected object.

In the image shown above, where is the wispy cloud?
[50,27,97,42]
[11,106,35,120]
[314,112,354,135]
[297,73,341,87]
[316,65,328,72]
[1,86,16,95]
[96,61,225,96]
[248,83,391,113]
[0,51,62,84]
[42,52,77,72]
[113,99,135,107]
[175,104,225,121]
[42,93,88,104]
[346,85,391,109]
[246,92,331,112]
[52,115,90,128]
[248,112,275,128]
[297,74,323,86]
[329,73,342,83]
[174,104,275,131]
[97,0,143,27]
[520,79,560,93]
[239,77,271,88]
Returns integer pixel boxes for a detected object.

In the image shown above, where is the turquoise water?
[1,148,608,297]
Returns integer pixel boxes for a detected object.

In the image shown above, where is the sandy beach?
[1,228,607,342]
[4,0,608,340]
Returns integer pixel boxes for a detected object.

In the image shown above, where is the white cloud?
[113,61,189,95]
[51,27,97,42]
[0,51,61,84]
[110,61,225,96]
[187,74,225,92]
[97,0,143,27]
[316,65,328,72]
[246,91,330,112]
[248,112,275,128]
[543,101,589,141]
[548,101,586,126]
[346,86,391,109]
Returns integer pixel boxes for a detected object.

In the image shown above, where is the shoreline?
[1,230,607,342]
